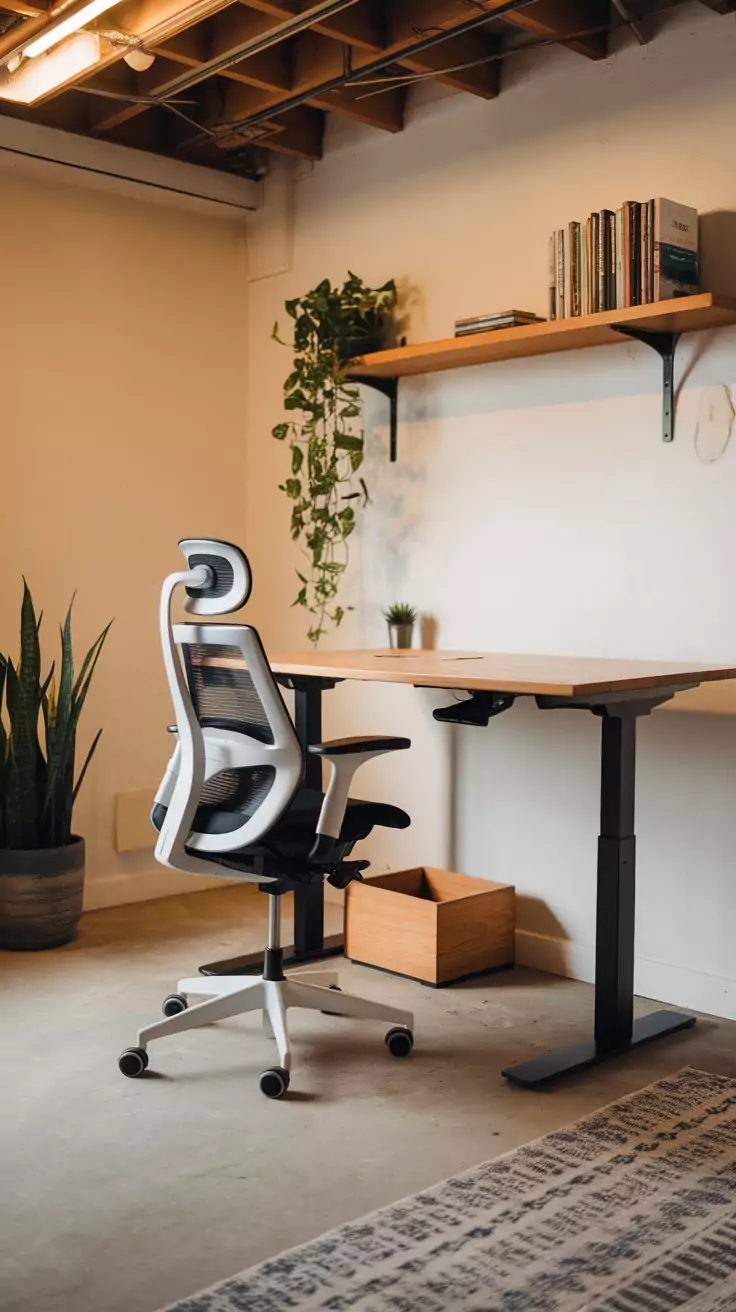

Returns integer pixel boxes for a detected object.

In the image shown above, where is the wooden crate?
[345,867,514,986]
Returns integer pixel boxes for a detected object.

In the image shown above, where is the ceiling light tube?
[23,0,119,58]
[0,31,100,102]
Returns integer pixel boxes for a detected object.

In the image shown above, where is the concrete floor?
[2,886,736,1312]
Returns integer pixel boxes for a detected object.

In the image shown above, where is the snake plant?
[0,583,111,850]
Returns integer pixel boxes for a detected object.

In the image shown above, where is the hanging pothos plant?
[272,271,397,644]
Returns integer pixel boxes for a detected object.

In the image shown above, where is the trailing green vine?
[272,272,396,644]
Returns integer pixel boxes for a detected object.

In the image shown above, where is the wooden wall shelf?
[347,293,736,458]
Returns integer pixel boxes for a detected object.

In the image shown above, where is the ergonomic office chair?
[118,539,414,1098]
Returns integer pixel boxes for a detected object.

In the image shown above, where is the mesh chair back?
[166,624,303,853]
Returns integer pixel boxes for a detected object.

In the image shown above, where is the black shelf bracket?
[612,326,680,443]
[347,374,399,461]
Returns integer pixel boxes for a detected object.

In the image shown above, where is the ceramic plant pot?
[0,836,85,950]
[388,622,414,650]
[338,333,383,363]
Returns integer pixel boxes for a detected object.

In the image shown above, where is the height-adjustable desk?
[201,649,736,1086]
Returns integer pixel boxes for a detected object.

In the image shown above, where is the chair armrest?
[309,736,410,757]
[310,736,411,842]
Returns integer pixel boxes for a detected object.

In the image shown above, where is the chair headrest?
[178,539,252,616]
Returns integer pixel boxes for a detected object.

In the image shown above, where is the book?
[647,198,654,301]
[615,208,624,308]
[640,202,649,305]
[622,201,635,306]
[652,198,698,299]
[455,310,542,329]
[454,310,545,336]
[549,197,698,319]
[601,210,615,311]
[590,212,600,313]
[454,310,546,337]
[581,220,590,317]
[570,221,581,317]
[563,226,572,319]
[632,202,641,305]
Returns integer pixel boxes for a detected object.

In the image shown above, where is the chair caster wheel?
[259,1067,290,1099]
[118,1047,149,1078]
[385,1027,414,1058]
[162,993,188,1017]
[321,983,342,1016]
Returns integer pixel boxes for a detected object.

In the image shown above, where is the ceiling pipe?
[178,0,544,147]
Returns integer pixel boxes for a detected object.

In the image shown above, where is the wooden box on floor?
[345,867,515,986]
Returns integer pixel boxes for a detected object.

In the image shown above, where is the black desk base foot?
[502,1009,696,1087]
[198,933,344,977]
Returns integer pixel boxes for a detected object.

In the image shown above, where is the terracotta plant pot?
[0,836,85,950]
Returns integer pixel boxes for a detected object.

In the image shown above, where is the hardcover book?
[652,198,698,299]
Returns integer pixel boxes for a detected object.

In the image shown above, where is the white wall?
[245,4,736,1018]
[1,170,250,908]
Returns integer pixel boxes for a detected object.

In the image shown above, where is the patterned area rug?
[161,1068,736,1312]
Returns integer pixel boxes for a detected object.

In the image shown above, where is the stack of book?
[454,309,546,337]
[549,198,698,320]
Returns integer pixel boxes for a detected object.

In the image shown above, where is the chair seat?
[275,788,410,843]
[151,787,409,850]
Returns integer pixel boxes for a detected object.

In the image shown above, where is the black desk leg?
[199,676,343,977]
[503,708,695,1086]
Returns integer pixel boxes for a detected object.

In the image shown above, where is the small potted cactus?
[383,602,418,650]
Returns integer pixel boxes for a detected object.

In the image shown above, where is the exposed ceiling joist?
[240,0,383,51]
[2,0,735,176]
[1,0,46,16]
[498,0,610,59]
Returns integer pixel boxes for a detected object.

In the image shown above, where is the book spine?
[591,212,600,313]
[581,219,589,317]
[548,233,557,320]
[648,198,654,301]
[601,210,615,310]
[556,229,565,320]
[653,198,698,300]
[615,208,624,309]
[623,202,631,307]
[596,212,606,313]
[631,202,641,305]
[640,202,649,305]
[563,226,572,319]
[571,221,581,317]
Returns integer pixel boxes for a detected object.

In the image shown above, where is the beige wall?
[1,171,250,907]
[245,4,736,1019]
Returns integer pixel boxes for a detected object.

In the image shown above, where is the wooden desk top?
[264,650,736,698]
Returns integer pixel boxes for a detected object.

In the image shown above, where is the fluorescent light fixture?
[0,31,100,103]
[24,0,118,57]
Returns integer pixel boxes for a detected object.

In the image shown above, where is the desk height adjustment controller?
[433,691,515,727]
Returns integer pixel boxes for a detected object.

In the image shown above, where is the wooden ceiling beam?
[209,5,293,87]
[398,29,501,100]
[308,84,404,130]
[112,0,237,41]
[212,90,324,155]
[239,0,383,50]
[87,52,228,133]
[498,0,609,59]
[149,25,211,65]
[0,0,47,16]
